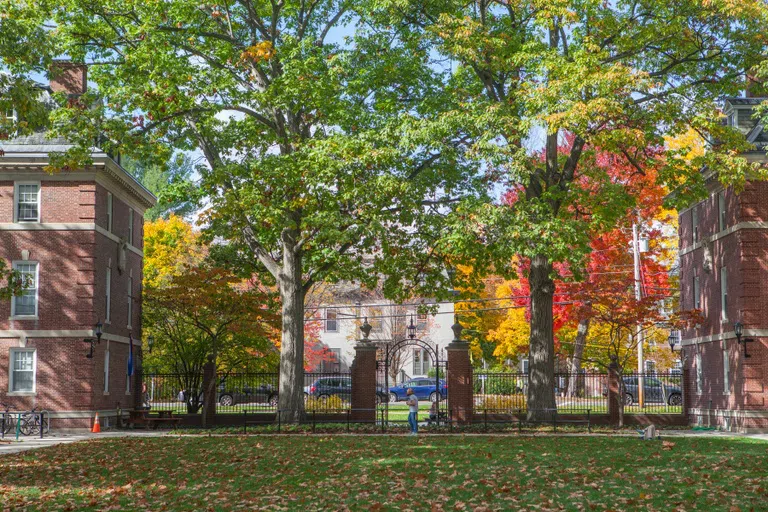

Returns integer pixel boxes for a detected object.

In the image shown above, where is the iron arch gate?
[376,336,448,427]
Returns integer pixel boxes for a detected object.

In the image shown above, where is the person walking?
[406,388,419,436]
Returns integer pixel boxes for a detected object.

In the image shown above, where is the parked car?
[217,381,278,407]
[605,376,682,406]
[389,378,448,403]
[303,376,389,404]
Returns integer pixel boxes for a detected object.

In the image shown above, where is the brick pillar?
[447,320,473,424]
[202,355,216,428]
[607,360,620,426]
[351,341,377,422]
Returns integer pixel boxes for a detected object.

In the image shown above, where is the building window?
[723,345,730,395]
[412,348,430,375]
[104,345,110,393]
[325,308,338,332]
[127,272,133,329]
[720,266,728,321]
[322,348,341,372]
[107,192,113,232]
[105,265,112,323]
[128,208,134,246]
[696,353,703,394]
[417,312,428,330]
[521,358,530,374]
[12,261,38,317]
[692,206,699,244]
[693,275,701,310]
[14,182,40,222]
[718,191,726,232]
[9,348,36,393]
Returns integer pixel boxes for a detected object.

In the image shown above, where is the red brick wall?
[0,174,147,429]
[0,230,96,330]
[0,337,94,411]
[679,181,768,429]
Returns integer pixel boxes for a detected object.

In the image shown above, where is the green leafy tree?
[43,0,479,421]
[123,153,197,221]
[390,0,768,418]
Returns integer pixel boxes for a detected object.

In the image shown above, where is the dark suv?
[217,381,278,407]
[304,376,389,404]
[621,376,682,406]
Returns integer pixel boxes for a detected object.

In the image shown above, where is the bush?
[305,395,347,412]
[479,394,526,412]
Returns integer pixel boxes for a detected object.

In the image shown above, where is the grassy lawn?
[1,435,767,510]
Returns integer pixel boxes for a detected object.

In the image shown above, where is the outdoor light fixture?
[147,335,154,354]
[667,334,677,353]
[733,320,753,358]
[407,315,417,339]
[83,320,104,359]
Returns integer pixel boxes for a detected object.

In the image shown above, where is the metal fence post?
[553,410,557,433]
[39,412,44,439]
[587,409,591,433]
[312,410,316,433]
[346,409,350,433]
[243,410,247,435]
[1,413,4,439]
[518,408,522,434]
[484,409,488,431]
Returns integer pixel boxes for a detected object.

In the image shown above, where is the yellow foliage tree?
[143,215,203,289]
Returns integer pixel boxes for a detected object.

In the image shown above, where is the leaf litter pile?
[0,435,766,510]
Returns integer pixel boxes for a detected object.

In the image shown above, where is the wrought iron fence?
[473,371,683,415]
[618,371,684,414]
[474,372,609,414]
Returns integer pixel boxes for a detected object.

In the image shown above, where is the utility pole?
[632,222,645,408]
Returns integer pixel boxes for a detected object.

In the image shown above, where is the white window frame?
[105,263,112,324]
[126,371,132,395]
[718,190,726,232]
[107,192,113,232]
[693,275,701,310]
[104,344,110,394]
[720,266,728,322]
[696,353,703,394]
[13,181,41,223]
[128,208,134,246]
[692,206,699,244]
[8,348,36,394]
[723,344,730,395]
[11,261,39,319]
[127,271,133,329]
[325,308,338,333]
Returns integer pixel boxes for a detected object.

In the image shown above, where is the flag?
[127,332,134,376]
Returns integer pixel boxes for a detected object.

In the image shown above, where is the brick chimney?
[49,62,87,95]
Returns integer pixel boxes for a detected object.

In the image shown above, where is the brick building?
[678,95,768,432]
[0,66,155,429]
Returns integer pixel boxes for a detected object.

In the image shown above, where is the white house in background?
[309,284,455,382]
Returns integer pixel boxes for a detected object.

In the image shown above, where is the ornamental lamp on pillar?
[147,335,154,354]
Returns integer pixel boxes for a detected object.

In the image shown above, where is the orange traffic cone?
[92,412,101,433]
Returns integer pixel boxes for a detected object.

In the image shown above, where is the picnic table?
[129,409,181,430]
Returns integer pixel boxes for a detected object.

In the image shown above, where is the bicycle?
[0,403,17,436]
[19,408,49,436]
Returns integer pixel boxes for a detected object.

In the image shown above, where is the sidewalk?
[0,431,169,456]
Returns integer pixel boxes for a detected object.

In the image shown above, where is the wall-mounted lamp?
[83,320,103,359]
[734,321,753,358]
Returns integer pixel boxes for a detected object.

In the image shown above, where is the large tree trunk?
[566,317,590,397]
[277,237,305,423]
[527,254,556,421]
